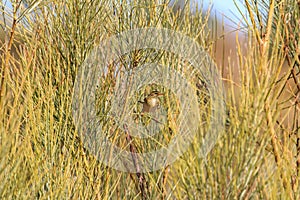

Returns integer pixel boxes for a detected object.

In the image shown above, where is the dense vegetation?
[0,0,299,199]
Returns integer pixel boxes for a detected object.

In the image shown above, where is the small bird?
[138,91,164,113]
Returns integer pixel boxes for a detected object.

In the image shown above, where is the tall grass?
[0,0,299,199]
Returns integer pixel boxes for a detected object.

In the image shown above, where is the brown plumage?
[138,91,164,113]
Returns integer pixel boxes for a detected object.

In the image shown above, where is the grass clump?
[0,0,299,199]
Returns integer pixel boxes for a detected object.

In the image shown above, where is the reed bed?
[0,0,299,199]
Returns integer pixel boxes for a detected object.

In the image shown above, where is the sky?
[175,0,244,18]
[169,0,246,29]
[202,0,244,19]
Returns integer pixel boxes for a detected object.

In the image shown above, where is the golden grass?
[0,0,299,199]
